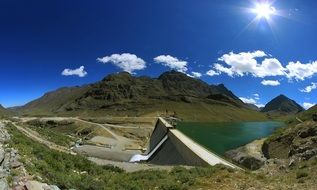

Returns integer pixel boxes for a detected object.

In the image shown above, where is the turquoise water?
[177,121,284,155]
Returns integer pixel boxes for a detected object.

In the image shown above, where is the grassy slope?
[7,122,317,190]
[16,71,268,122]
[263,106,317,160]
[267,105,317,141]
[296,105,317,122]
[21,100,268,122]
[23,119,114,146]
[0,105,13,118]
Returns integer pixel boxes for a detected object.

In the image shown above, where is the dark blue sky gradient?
[0,0,316,107]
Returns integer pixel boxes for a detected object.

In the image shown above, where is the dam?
[130,117,239,169]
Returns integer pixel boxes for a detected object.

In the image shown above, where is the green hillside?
[15,71,267,122]
[0,104,11,118]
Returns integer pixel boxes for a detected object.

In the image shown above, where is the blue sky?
[0,0,317,108]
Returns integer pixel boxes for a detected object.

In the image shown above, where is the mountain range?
[4,71,305,121]
[13,71,267,121]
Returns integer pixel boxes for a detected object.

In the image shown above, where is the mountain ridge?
[15,71,266,121]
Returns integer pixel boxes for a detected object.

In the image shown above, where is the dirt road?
[11,122,73,154]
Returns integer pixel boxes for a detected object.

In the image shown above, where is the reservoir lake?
[177,121,284,155]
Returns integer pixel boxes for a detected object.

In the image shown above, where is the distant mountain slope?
[261,95,304,115]
[16,71,267,121]
[293,104,317,122]
[246,104,260,111]
[0,104,11,117]
[15,86,90,114]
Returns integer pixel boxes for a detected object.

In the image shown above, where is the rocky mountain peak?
[261,94,304,114]
[102,72,133,82]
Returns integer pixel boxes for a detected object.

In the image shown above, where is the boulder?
[10,160,22,169]
[298,127,317,138]
[25,181,47,190]
[24,181,59,190]
[12,185,26,190]
[226,149,264,170]
[225,139,267,170]
[49,185,60,190]
[0,147,5,164]
[0,179,8,190]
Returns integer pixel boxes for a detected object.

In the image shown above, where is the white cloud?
[261,80,280,86]
[240,96,264,108]
[253,93,260,100]
[255,58,285,77]
[300,82,317,93]
[190,72,202,78]
[239,97,257,104]
[286,61,317,81]
[255,104,265,108]
[154,55,188,73]
[303,102,315,110]
[62,66,87,77]
[213,51,317,81]
[97,53,146,74]
[206,69,220,77]
[215,51,285,78]
[214,64,234,76]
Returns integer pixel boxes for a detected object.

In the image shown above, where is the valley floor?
[1,117,317,189]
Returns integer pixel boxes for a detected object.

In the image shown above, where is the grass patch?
[296,170,309,179]
[7,122,230,190]
[25,123,73,147]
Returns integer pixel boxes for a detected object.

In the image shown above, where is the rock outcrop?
[0,121,60,190]
[263,121,317,166]
[225,139,267,170]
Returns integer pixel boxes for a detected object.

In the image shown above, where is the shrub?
[296,170,308,179]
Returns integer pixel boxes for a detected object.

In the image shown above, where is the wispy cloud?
[253,93,260,100]
[303,102,315,110]
[62,66,87,77]
[240,97,257,104]
[97,53,146,74]
[300,82,317,93]
[261,80,280,86]
[240,94,264,108]
[206,69,220,77]
[188,72,202,78]
[154,55,188,73]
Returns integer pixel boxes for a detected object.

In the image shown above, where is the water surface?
[177,121,284,155]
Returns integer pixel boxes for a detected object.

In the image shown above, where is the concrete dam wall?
[130,118,239,169]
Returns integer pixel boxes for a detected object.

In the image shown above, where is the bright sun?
[253,3,276,19]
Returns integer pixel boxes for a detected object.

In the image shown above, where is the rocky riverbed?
[0,121,60,190]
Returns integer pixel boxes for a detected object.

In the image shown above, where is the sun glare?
[253,3,276,19]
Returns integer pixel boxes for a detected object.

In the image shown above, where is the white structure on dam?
[130,117,240,169]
